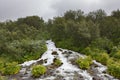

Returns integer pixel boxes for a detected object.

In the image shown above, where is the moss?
[1,62,20,75]
[0,75,8,80]
[107,62,120,78]
[76,56,92,70]
[53,58,62,67]
[32,65,47,77]
[92,52,109,65]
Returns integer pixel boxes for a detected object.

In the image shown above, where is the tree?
[64,10,84,21]
[111,9,120,19]
[17,16,44,29]
[87,9,106,22]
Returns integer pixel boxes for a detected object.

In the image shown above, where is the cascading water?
[12,40,118,80]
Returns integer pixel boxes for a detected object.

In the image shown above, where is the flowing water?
[17,40,118,80]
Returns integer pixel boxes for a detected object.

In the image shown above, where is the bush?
[92,52,109,65]
[2,62,20,75]
[0,62,4,73]
[5,40,47,63]
[82,47,109,65]
[112,50,120,60]
[32,65,47,77]
[76,56,92,70]
[90,38,113,53]
[110,46,119,57]
[53,58,62,67]
[107,62,120,78]
[0,75,8,80]
[81,47,92,55]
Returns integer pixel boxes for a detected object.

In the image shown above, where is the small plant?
[81,47,92,55]
[0,62,4,73]
[2,62,20,75]
[107,62,120,78]
[112,50,120,59]
[0,75,8,80]
[32,65,47,77]
[53,58,62,67]
[92,52,109,65]
[76,56,92,70]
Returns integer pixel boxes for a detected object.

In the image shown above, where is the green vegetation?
[0,16,47,76]
[0,62,20,75]
[53,58,62,67]
[0,9,120,78]
[107,60,120,78]
[32,65,47,77]
[82,47,109,65]
[0,75,8,80]
[76,56,92,69]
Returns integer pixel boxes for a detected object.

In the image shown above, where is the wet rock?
[44,59,47,63]
[36,59,44,64]
[68,51,73,54]
[52,51,58,55]
[62,51,68,54]
[19,68,26,75]
[56,70,60,73]
[73,72,84,80]
[92,62,99,67]
[54,75,64,80]
[93,76,103,80]
[58,48,63,52]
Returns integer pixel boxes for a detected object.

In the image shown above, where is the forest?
[0,9,120,79]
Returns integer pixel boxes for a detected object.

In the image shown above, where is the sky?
[0,0,120,22]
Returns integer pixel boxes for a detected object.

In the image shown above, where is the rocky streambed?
[8,40,118,80]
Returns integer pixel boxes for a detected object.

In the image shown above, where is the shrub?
[4,40,47,63]
[81,47,92,55]
[76,56,92,70]
[82,47,109,65]
[53,58,62,67]
[0,62,4,73]
[0,75,8,80]
[107,62,120,78]
[32,65,47,77]
[112,50,120,60]
[2,62,20,75]
[90,38,113,53]
[92,52,109,65]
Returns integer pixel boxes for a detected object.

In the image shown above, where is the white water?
[20,40,118,80]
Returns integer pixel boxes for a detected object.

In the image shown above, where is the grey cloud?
[0,0,120,21]
[52,0,120,16]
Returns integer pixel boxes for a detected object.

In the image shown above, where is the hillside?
[7,40,118,80]
[0,9,120,79]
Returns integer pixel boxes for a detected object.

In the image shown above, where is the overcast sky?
[0,0,120,22]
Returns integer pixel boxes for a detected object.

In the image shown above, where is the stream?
[9,40,118,80]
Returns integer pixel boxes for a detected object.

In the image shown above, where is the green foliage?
[64,10,84,21]
[111,9,120,19]
[1,9,120,79]
[107,61,120,78]
[90,38,113,53]
[0,75,8,80]
[0,62,4,73]
[112,50,120,60]
[81,47,92,55]
[53,58,62,67]
[87,9,106,22]
[93,52,109,65]
[2,40,47,63]
[32,65,47,77]
[1,62,20,75]
[17,16,44,29]
[82,47,109,65]
[76,56,92,70]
